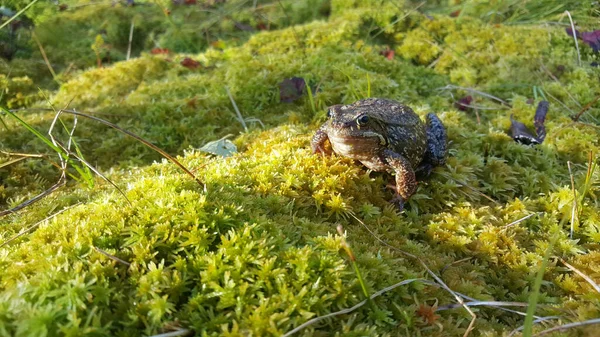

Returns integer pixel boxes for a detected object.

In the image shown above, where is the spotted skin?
[311,98,448,210]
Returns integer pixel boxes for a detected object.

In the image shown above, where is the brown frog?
[311,98,447,210]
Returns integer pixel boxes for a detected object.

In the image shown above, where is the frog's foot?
[390,194,405,212]
[311,127,331,155]
[424,113,448,167]
[415,162,434,180]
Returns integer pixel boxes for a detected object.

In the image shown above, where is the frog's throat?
[329,131,386,146]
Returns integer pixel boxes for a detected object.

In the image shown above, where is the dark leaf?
[455,95,473,111]
[510,116,539,145]
[234,21,254,32]
[510,100,549,145]
[566,27,600,52]
[449,9,461,17]
[180,57,201,69]
[279,77,308,103]
[58,4,68,11]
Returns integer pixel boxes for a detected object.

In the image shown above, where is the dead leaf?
[151,48,170,55]
[416,304,440,325]
[180,57,201,69]
[199,136,237,157]
[379,48,395,60]
[279,77,308,103]
[449,9,461,17]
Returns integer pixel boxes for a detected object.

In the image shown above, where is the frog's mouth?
[328,131,386,157]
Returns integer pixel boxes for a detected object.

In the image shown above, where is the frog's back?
[352,98,427,167]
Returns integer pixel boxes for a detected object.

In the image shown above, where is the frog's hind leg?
[416,113,448,178]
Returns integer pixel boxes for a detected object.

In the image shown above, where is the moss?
[1,0,600,336]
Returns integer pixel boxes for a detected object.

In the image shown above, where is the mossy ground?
[1,0,600,336]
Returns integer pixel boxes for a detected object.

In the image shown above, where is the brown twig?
[93,246,131,266]
[572,95,600,122]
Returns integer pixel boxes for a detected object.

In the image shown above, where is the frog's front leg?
[381,148,417,210]
[311,126,331,155]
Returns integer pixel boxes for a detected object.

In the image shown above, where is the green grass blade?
[0,0,41,30]
[523,234,558,336]
[1,107,63,154]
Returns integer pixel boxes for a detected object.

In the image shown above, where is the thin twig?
[572,95,600,122]
[225,86,248,132]
[438,85,511,107]
[567,161,577,239]
[507,316,562,337]
[31,31,58,81]
[282,278,430,337]
[0,203,80,248]
[59,109,205,189]
[564,11,581,66]
[348,212,477,337]
[93,246,131,266]
[436,301,530,312]
[0,178,66,217]
[560,258,600,293]
[533,318,600,336]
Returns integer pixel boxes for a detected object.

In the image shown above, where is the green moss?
[1,0,600,336]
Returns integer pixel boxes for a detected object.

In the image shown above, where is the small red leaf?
[449,9,461,17]
[180,57,201,69]
[151,48,170,55]
[379,48,395,60]
[454,95,473,111]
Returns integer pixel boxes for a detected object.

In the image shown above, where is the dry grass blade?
[225,86,248,132]
[502,212,539,230]
[282,278,432,337]
[93,246,131,266]
[437,85,511,107]
[436,301,530,311]
[126,20,134,60]
[560,258,600,293]
[0,178,66,217]
[0,0,40,30]
[31,31,58,81]
[439,172,500,205]
[532,318,600,336]
[0,203,80,248]
[0,156,29,169]
[563,11,581,66]
[59,109,205,189]
[148,329,193,337]
[507,316,562,337]
[348,212,477,337]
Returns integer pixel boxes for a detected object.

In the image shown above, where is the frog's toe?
[415,162,434,179]
[390,194,405,212]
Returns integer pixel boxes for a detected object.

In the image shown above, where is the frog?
[311,98,448,210]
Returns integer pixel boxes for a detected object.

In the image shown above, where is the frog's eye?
[326,109,332,118]
[357,115,369,125]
